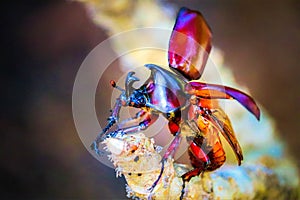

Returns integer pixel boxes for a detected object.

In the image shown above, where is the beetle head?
[112,72,146,108]
[129,90,147,108]
[124,72,147,108]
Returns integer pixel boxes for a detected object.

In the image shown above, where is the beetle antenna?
[110,80,125,92]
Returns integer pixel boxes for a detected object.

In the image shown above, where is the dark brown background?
[1,0,299,199]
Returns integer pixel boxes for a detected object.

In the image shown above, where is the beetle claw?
[147,192,154,200]
[90,141,105,156]
[147,159,166,195]
[106,130,125,139]
[90,141,97,151]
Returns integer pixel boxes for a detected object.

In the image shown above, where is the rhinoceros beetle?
[91,7,260,199]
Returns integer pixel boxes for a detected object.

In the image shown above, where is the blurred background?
[1,0,299,199]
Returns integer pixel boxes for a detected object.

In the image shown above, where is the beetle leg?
[91,97,123,155]
[180,167,206,200]
[117,109,147,128]
[148,134,182,196]
[105,111,158,139]
[180,142,210,199]
[163,133,182,160]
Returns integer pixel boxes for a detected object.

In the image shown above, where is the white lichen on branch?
[103,132,299,199]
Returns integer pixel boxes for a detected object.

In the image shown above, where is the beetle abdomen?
[188,138,226,172]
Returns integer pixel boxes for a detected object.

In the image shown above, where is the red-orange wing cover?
[168,7,212,80]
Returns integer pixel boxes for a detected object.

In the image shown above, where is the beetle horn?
[125,72,140,98]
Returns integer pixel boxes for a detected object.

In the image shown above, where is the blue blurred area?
[1,0,299,199]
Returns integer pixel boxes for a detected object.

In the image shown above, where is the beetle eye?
[139,98,145,104]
